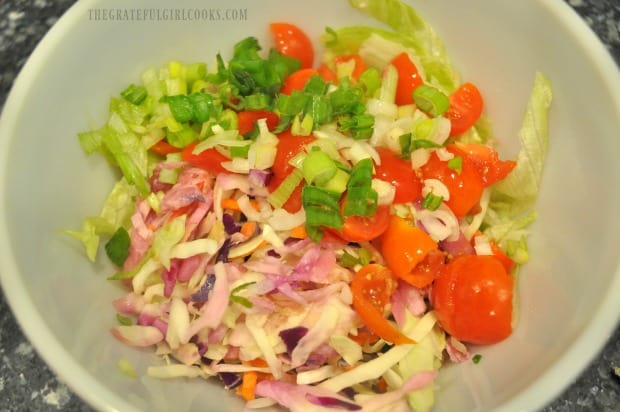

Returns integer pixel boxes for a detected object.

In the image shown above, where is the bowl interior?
[1,0,619,411]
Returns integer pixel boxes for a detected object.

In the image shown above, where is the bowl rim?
[0,0,619,411]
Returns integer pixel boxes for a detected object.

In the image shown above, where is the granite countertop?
[1,0,619,411]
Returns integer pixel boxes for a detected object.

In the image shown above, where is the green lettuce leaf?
[484,72,553,258]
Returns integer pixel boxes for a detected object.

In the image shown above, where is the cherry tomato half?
[237,110,279,135]
[390,52,424,106]
[420,148,484,217]
[269,22,314,69]
[350,264,414,345]
[337,204,391,243]
[267,131,315,213]
[380,215,438,287]
[449,143,516,187]
[373,147,423,204]
[444,82,484,136]
[280,68,319,95]
[431,255,514,345]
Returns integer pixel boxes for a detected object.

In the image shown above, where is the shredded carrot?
[221,198,260,212]
[240,221,257,238]
[243,358,268,368]
[377,377,388,393]
[237,371,258,401]
[290,224,307,239]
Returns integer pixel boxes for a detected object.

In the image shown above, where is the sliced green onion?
[302,185,343,241]
[338,113,375,140]
[358,248,371,266]
[120,84,147,105]
[303,74,329,95]
[105,227,131,266]
[358,67,382,97]
[244,93,271,111]
[230,143,251,158]
[302,149,338,186]
[291,113,314,136]
[422,192,443,211]
[166,124,198,148]
[322,169,350,194]
[187,93,217,123]
[338,251,359,268]
[165,95,193,123]
[343,158,378,217]
[166,77,187,96]
[448,156,462,173]
[267,168,304,209]
[413,84,450,117]
[116,314,133,326]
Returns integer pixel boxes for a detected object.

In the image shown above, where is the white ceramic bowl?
[1,0,619,411]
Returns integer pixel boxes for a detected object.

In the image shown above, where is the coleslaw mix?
[65,0,552,411]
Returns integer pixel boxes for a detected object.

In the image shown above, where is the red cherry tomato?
[337,204,391,243]
[390,52,424,106]
[431,255,514,345]
[237,110,279,135]
[444,82,484,136]
[280,68,319,95]
[420,148,484,217]
[267,131,315,213]
[269,22,314,69]
[181,142,229,175]
[373,147,423,204]
[448,143,516,187]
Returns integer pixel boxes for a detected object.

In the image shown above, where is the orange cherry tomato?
[350,264,414,345]
[181,142,229,175]
[373,147,423,204]
[431,255,514,344]
[444,82,484,136]
[237,110,279,135]
[269,22,314,69]
[390,52,424,106]
[420,148,484,217]
[380,215,438,287]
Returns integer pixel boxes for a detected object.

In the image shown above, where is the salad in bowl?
[64,0,552,410]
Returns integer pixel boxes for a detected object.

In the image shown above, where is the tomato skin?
[267,131,315,213]
[444,82,484,136]
[381,215,438,287]
[317,63,338,84]
[390,52,424,106]
[420,148,484,217]
[280,68,319,95]
[448,143,516,187]
[374,148,423,204]
[150,140,181,156]
[333,54,368,81]
[351,264,414,345]
[181,142,229,175]
[237,110,279,135]
[269,22,314,69]
[431,255,513,345]
[337,204,391,243]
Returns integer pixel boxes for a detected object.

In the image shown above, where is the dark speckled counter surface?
[1,0,619,411]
